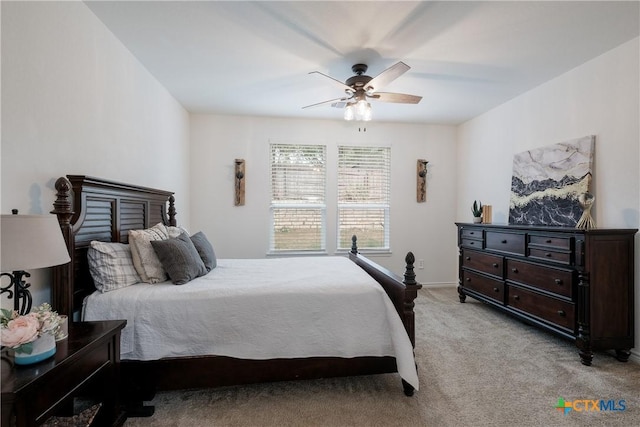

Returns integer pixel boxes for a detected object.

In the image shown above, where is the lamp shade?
[1,214,70,272]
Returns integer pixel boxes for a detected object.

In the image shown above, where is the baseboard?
[418,281,457,288]
[628,349,640,364]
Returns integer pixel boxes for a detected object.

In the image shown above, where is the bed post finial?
[168,195,177,226]
[50,176,75,317]
[403,252,416,286]
[351,235,358,254]
[51,177,73,221]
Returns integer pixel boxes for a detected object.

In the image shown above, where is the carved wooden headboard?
[51,175,176,317]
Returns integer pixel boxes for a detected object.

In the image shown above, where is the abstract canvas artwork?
[509,135,595,226]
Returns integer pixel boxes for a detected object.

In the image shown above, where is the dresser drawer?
[507,286,575,331]
[506,259,573,298]
[462,270,504,303]
[462,249,503,278]
[486,231,525,256]
[529,234,572,250]
[460,228,483,240]
[461,238,483,249]
[528,248,571,265]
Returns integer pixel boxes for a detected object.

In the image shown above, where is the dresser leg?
[615,349,630,362]
[457,286,466,303]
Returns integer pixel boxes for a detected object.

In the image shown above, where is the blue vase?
[14,333,56,365]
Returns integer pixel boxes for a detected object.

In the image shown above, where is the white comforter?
[83,256,418,389]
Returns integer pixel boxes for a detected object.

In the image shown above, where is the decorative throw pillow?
[151,233,207,285]
[87,241,141,292]
[190,231,217,271]
[167,225,189,238]
[128,223,170,283]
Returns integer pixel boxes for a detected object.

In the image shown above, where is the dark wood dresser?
[456,222,636,365]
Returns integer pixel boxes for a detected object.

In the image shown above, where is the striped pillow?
[129,223,170,283]
[87,241,141,292]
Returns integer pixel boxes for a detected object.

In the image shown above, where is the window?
[337,146,391,251]
[270,143,326,252]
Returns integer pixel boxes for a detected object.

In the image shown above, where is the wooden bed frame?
[50,175,422,413]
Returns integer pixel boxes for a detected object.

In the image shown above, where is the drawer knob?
[492,263,499,268]
[470,242,475,245]
[545,252,552,257]
[554,279,563,285]
[465,256,471,261]
[513,295,520,301]
[493,287,500,293]
[466,277,471,282]
[470,232,475,235]
[546,239,552,244]
[557,310,566,317]
[501,240,507,244]
[511,268,518,273]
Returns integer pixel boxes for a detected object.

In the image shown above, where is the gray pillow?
[190,231,217,271]
[151,233,207,285]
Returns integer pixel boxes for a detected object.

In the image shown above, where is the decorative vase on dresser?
[456,222,636,366]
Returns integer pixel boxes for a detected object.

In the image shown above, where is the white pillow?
[87,241,141,292]
[129,223,170,283]
[167,225,189,238]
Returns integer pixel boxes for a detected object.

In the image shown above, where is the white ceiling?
[85,1,639,125]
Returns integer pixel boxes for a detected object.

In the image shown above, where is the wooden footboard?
[50,175,422,408]
[349,236,421,347]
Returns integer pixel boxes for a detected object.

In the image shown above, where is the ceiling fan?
[303,61,422,121]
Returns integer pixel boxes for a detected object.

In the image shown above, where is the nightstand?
[1,320,127,427]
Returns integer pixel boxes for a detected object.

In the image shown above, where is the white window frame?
[269,143,327,255]
[336,145,391,253]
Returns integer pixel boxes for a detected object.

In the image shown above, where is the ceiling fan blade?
[330,100,349,108]
[308,71,355,94]
[369,92,422,104]
[302,97,350,109]
[365,61,410,92]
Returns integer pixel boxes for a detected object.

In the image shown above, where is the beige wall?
[189,115,459,283]
[1,1,191,307]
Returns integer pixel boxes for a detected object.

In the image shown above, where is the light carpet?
[123,286,640,426]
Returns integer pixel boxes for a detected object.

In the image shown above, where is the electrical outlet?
[418,259,424,269]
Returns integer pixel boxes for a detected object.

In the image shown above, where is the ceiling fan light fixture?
[355,99,368,117]
[362,104,372,121]
[344,104,355,121]
[346,99,371,122]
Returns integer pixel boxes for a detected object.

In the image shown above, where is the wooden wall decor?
[417,159,428,203]
[235,159,245,206]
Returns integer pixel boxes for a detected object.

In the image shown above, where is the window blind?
[337,146,391,250]
[270,144,326,252]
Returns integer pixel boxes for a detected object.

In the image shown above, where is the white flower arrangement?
[0,303,62,354]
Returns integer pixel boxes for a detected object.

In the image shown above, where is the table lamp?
[1,211,71,314]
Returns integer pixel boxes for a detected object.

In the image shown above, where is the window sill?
[335,249,392,256]
[266,250,329,257]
